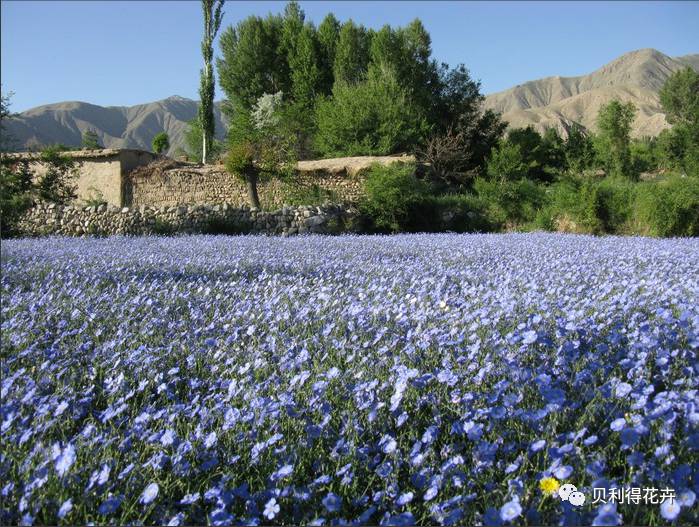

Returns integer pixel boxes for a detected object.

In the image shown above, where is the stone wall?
[127,155,414,208]
[129,167,364,209]
[17,203,358,237]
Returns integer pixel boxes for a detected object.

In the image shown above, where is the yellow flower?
[540,477,560,495]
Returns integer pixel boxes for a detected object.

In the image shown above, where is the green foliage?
[1,89,18,152]
[81,129,102,150]
[486,141,530,182]
[633,175,699,236]
[333,20,371,85]
[282,182,338,206]
[314,66,428,157]
[225,93,299,208]
[0,158,33,234]
[474,177,547,227]
[184,118,223,163]
[217,4,501,166]
[422,193,494,232]
[359,162,432,232]
[316,14,340,93]
[199,0,225,164]
[36,147,79,204]
[0,147,78,236]
[151,132,170,154]
[659,67,699,127]
[218,15,287,113]
[595,100,637,179]
[564,123,595,173]
[543,176,636,234]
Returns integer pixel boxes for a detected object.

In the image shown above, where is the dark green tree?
[151,132,170,155]
[564,123,595,173]
[1,89,17,152]
[659,67,699,175]
[333,20,370,85]
[218,14,287,114]
[82,129,102,149]
[1,146,78,236]
[596,100,636,179]
[659,67,699,128]
[199,0,224,164]
[316,13,340,94]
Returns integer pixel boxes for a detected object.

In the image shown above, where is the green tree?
[1,146,78,236]
[218,14,287,114]
[659,67,699,128]
[1,89,17,152]
[225,92,298,208]
[333,20,370,85]
[184,118,223,163]
[151,132,170,155]
[564,123,595,173]
[316,13,340,93]
[486,141,530,182]
[658,67,699,176]
[199,0,224,165]
[315,65,428,157]
[596,100,637,179]
[81,129,102,149]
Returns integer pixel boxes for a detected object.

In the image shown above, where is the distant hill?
[4,48,697,153]
[484,48,699,138]
[3,96,226,156]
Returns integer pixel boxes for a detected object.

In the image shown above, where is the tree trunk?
[246,172,261,209]
[202,134,208,165]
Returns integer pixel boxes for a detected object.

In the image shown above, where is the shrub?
[474,177,546,227]
[359,162,432,232]
[423,193,494,232]
[314,67,428,157]
[152,132,170,155]
[633,175,699,236]
[541,176,636,234]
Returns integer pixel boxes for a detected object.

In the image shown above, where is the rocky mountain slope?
[484,48,698,137]
[3,96,226,156]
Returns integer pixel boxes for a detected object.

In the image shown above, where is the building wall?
[5,149,157,207]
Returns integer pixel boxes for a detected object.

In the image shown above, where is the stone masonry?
[17,203,359,237]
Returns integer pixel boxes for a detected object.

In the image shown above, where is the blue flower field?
[1,233,698,526]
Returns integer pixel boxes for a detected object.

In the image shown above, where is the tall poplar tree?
[199,0,225,164]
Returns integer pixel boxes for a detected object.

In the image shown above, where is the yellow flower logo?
[540,477,560,495]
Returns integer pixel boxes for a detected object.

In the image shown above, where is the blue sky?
[2,1,697,112]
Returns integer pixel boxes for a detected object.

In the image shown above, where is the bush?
[359,162,433,232]
[474,177,546,227]
[152,132,170,155]
[314,67,428,157]
[633,175,699,236]
[423,193,494,232]
[541,176,635,234]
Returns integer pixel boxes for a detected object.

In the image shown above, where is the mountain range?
[3,48,697,154]
[3,96,226,156]
[483,48,699,138]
